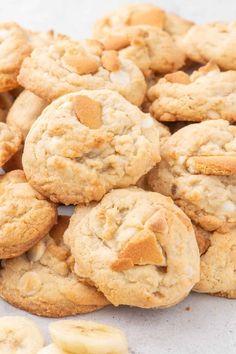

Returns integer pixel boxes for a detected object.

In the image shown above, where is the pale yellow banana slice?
[49,320,129,354]
[37,343,68,354]
[0,316,44,354]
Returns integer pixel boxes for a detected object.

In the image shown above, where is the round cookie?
[65,188,200,308]
[0,92,14,122]
[179,22,236,70]
[6,89,48,140]
[0,22,31,91]
[148,120,236,232]
[97,25,185,76]
[0,122,22,167]
[148,62,236,122]
[18,38,146,106]
[0,216,109,317]
[0,170,57,259]
[23,89,161,205]
[193,226,236,298]
[93,4,193,41]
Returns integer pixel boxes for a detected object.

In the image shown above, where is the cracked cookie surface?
[148,120,236,232]
[0,216,109,317]
[179,22,236,70]
[23,90,160,205]
[148,63,236,122]
[65,188,200,308]
[18,38,146,106]
[0,170,57,259]
[96,25,185,76]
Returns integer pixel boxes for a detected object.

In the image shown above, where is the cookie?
[179,22,236,70]
[148,62,236,122]
[193,227,236,298]
[93,4,193,41]
[0,22,31,91]
[0,170,57,259]
[0,92,14,122]
[148,120,236,232]
[6,89,47,140]
[22,89,160,205]
[0,122,22,167]
[65,188,200,308]
[0,216,109,317]
[18,38,146,106]
[97,25,185,76]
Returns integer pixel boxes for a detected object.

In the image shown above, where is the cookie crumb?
[185,306,191,311]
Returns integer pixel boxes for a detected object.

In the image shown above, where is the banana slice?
[49,320,129,354]
[37,343,68,354]
[0,316,44,354]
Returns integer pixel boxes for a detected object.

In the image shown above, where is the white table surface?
[1,1,236,353]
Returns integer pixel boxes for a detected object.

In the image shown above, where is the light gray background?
[0,1,236,353]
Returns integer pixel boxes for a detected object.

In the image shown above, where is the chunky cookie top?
[148,120,236,231]
[23,89,160,205]
[179,21,236,70]
[148,62,236,122]
[96,25,185,76]
[66,188,200,308]
[0,170,57,259]
[18,38,146,106]
[0,216,108,317]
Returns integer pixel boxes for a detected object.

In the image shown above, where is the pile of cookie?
[0,1,236,333]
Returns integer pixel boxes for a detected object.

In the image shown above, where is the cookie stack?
[0,3,235,325]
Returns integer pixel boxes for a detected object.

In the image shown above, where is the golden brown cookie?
[0,216,109,317]
[148,120,236,232]
[148,62,236,122]
[0,170,57,259]
[0,122,22,167]
[194,227,236,298]
[18,38,146,106]
[179,22,236,70]
[96,25,185,76]
[0,22,31,91]
[23,90,160,205]
[93,4,193,41]
[65,188,200,308]
[6,89,47,140]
